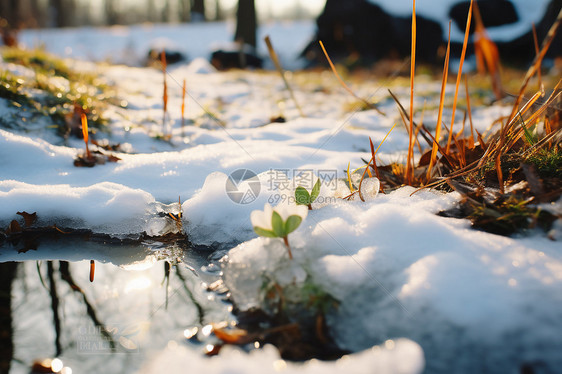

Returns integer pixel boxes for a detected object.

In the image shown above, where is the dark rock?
[301,0,443,66]
[503,0,562,62]
[303,0,562,67]
[449,0,562,64]
[146,49,186,66]
[449,0,519,34]
[210,49,263,70]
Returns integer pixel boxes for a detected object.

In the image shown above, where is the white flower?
[274,200,308,222]
[250,203,275,231]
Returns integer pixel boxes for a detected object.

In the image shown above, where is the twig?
[318,40,384,115]
[446,0,473,153]
[264,35,304,117]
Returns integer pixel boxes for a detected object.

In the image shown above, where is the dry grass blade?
[415,101,427,154]
[264,35,305,117]
[473,1,502,100]
[495,143,504,194]
[318,40,384,115]
[369,137,379,180]
[181,78,186,130]
[427,21,451,182]
[406,0,417,186]
[446,0,473,153]
[505,82,561,152]
[161,51,168,133]
[358,123,397,200]
[505,8,562,128]
[388,89,432,148]
[532,23,543,91]
[81,113,91,160]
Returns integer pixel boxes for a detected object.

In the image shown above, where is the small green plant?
[526,148,562,179]
[295,179,321,210]
[0,47,112,135]
[300,282,339,315]
[466,194,555,236]
[251,203,308,259]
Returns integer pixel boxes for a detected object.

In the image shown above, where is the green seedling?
[251,203,308,260]
[295,179,321,210]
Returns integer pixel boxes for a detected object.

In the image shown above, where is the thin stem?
[282,236,293,260]
[264,35,305,117]
[89,260,95,282]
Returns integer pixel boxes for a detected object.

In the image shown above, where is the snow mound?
[223,187,562,373]
[184,57,216,74]
[183,171,277,247]
[0,180,171,236]
[141,340,424,374]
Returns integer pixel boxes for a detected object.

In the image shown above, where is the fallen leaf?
[213,326,250,344]
[17,211,37,227]
[6,220,22,234]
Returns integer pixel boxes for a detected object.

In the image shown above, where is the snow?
[223,189,562,372]
[0,180,157,235]
[142,340,424,374]
[2,18,561,374]
[18,21,315,70]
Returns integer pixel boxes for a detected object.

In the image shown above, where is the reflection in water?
[0,262,17,374]
[46,261,62,356]
[0,241,232,373]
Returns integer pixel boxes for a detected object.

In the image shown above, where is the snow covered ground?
[2,20,562,374]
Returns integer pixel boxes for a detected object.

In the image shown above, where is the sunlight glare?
[124,276,152,293]
[120,256,157,271]
[51,358,63,372]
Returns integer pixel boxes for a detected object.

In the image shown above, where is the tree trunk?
[2,0,20,28]
[104,0,119,25]
[147,0,157,22]
[162,0,171,23]
[178,0,191,22]
[30,0,45,28]
[191,0,205,22]
[214,0,222,21]
[50,0,74,27]
[234,0,257,48]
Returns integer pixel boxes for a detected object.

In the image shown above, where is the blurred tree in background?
[234,0,257,47]
[192,0,206,21]
[0,0,320,30]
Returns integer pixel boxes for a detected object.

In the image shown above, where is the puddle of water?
[0,240,233,374]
